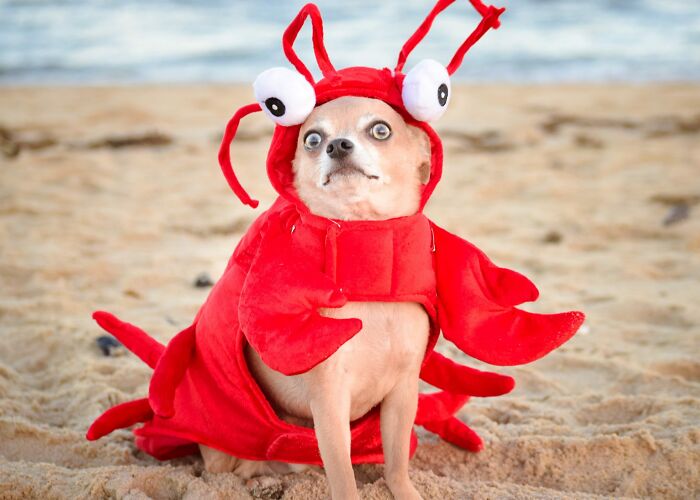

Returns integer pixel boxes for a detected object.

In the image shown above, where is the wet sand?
[0,84,699,499]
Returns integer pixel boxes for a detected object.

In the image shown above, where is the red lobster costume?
[87,1,584,465]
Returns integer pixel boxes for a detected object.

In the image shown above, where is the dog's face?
[293,96,431,220]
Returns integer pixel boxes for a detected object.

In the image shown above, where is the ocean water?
[1,0,699,84]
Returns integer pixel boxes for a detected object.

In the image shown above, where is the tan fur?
[293,96,430,221]
[200,97,431,500]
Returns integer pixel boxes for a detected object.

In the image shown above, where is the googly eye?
[401,59,451,122]
[369,121,392,140]
[304,131,323,150]
[253,67,316,126]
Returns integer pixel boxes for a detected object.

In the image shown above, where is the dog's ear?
[409,125,432,185]
[419,160,431,185]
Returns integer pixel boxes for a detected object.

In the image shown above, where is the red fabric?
[87,1,585,465]
[86,398,153,441]
[218,103,261,209]
[396,0,503,74]
[282,3,336,83]
[148,324,196,417]
[432,225,584,365]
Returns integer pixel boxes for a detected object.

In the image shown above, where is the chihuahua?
[200,96,431,500]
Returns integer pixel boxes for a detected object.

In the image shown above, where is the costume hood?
[218,0,504,212]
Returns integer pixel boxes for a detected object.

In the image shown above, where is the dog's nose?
[326,138,354,159]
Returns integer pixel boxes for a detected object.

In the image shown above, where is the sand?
[0,84,698,499]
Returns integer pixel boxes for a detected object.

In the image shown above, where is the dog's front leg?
[381,374,423,500]
[310,388,359,500]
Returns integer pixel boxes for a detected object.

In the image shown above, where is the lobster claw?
[432,223,585,366]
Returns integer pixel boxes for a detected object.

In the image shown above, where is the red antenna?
[282,3,336,84]
[218,103,262,208]
[395,0,505,75]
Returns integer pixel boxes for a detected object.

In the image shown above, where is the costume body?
[87,0,585,465]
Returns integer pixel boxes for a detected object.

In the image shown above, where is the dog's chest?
[325,301,430,418]
[246,301,430,422]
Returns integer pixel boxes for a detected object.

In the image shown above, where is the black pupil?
[437,83,448,106]
[265,97,285,117]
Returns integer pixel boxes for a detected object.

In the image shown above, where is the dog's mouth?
[322,162,380,186]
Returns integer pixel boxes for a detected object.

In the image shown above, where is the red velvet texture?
[87,1,585,464]
[87,199,583,463]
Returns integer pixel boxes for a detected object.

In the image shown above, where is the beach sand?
[0,84,698,499]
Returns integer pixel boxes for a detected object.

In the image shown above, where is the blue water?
[1,0,699,84]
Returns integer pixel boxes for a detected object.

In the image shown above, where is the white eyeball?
[401,59,451,122]
[253,67,316,126]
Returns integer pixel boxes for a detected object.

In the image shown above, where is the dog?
[200,95,432,500]
[87,6,582,497]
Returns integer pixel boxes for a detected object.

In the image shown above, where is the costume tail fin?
[86,398,153,441]
[92,310,195,419]
[92,311,165,369]
[148,324,196,418]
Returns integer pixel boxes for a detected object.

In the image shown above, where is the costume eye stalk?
[401,59,451,122]
[253,67,316,126]
[370,121,392,140]
[304,131,323,150]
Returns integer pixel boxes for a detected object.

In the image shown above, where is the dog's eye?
[253,67,316,126]
[370,122,392,141]
[401,59,451,122]
[304,131,323,150]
